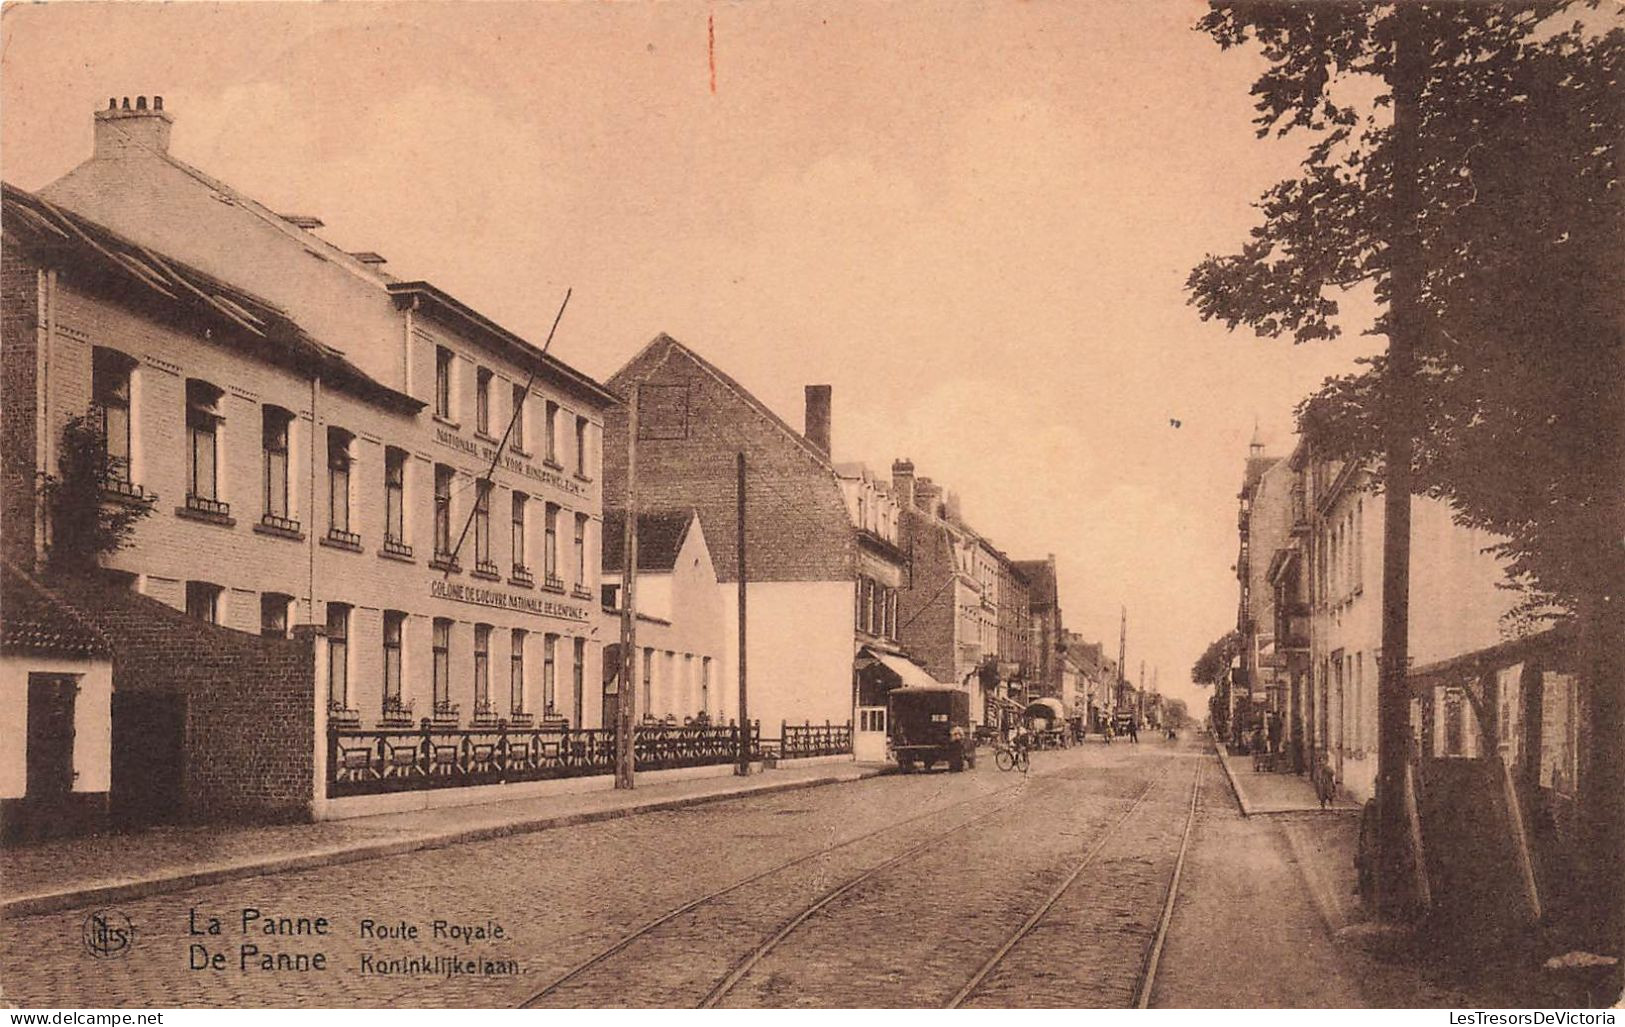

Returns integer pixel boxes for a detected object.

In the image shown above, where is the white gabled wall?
[716,580,854,736]
[0,655,114,799]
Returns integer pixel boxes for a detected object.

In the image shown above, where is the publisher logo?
[83,908,135,959]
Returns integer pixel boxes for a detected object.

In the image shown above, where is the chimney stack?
[945,491,962,524]
[891,459,916,510]
[916,477,944,517]
[94,96,173,159]
[803,384,831,457]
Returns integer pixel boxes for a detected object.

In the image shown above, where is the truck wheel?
[899,756,914,774]
[949,754,964,773]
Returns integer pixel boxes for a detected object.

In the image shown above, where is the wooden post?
[736,452,750,775]
[1377,5,1425,916]
[616,385,639,790]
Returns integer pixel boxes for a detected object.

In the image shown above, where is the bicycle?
[993,739,1031,773]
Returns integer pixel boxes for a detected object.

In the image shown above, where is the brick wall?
[605,337,855,585]
[2,241,41,569]
[48,573,317,823]
[896,509,958,682]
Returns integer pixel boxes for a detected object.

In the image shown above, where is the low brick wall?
[48,574,317,823]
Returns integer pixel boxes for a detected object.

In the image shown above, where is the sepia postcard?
[0,0,1620,1013]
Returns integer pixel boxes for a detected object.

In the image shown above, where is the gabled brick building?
[1013,555,1065,700]
[603,334,911,747]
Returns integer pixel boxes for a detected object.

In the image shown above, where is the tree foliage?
[1188,2,1624,618]
[1192,629,1241,687]
[41,414,152,572]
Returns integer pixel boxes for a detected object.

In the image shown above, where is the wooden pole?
[736,452,750,775]
[615,384,639,789]
[1377,4,1425,915]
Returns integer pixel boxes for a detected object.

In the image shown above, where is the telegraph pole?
[735,452,750,775]
[1376,4,1425,915]
[615,385,639,790]
[1116,606,1127,713]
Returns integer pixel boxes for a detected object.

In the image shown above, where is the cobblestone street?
[0,740,1508,1008]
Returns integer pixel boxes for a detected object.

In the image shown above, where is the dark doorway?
[110,692,185,827]
[2,674,83,842]
[26,674,77,801]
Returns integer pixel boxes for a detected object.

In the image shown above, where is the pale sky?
[1,0,1384,713]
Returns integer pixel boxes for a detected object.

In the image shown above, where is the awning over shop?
[858,647,946,690]
[1024,697,1068,722]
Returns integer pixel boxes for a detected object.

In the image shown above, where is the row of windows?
[857,577,898,640]
[626,647,716,723]
[93,348,594,591]
[436,346,592,477]
[1315,498,1364,605]
[180,583,589,725]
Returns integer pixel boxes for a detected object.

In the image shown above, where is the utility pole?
[1117,606,1127,713]
[615,385,639,790]
[1376,3,1425,915]
[735,452,750,776]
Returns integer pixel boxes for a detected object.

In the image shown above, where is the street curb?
[1,767,891,920]
[1214,744,1253,816]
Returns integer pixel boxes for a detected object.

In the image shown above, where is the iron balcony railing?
[383,536,413,558]
[185,493,230,517]
[510,565,535,587]
[543,572,565,593]
[261,512,301,534]
[430,551,461,572]
[102,475,154,503]
[327,720,764,798]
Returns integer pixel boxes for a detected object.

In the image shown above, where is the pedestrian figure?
[1313,751,1336,809]
[1127,717,1139,744]
[1267,711,1283,756]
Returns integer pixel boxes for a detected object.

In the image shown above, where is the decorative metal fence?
[781,720,853,759]
[327,720,761,798]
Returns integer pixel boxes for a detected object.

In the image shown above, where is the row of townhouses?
[0,97,1112,840]
[1225,429,1591,935]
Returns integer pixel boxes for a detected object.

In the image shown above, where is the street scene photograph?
[0,0,1620,1012]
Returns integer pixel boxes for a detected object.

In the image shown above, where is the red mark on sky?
[708,10,717,94]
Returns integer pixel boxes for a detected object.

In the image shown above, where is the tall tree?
[1188,1,1623,940]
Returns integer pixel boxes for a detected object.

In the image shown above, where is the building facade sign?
[433,427,587,497]
[428,579,590,622]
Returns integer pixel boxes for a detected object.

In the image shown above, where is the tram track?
[947,760,1204,1009]
[518,755,1091,1008]
[518,749,1203,1009]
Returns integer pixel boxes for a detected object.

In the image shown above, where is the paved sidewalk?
[1,760,888,919]
[1215,745,1359,816]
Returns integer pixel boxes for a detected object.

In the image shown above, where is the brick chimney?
[916,477,944,517]
[891,459,916,510]
[803,385,831,457]
[94,96,173,158]
[945,491,962,523]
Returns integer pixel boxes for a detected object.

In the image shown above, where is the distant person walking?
[1267,711,1283,756]
[1127,717,1139,744]
[1313,751,1336,809]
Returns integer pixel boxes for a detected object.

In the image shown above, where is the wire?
[443,289,572,570]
